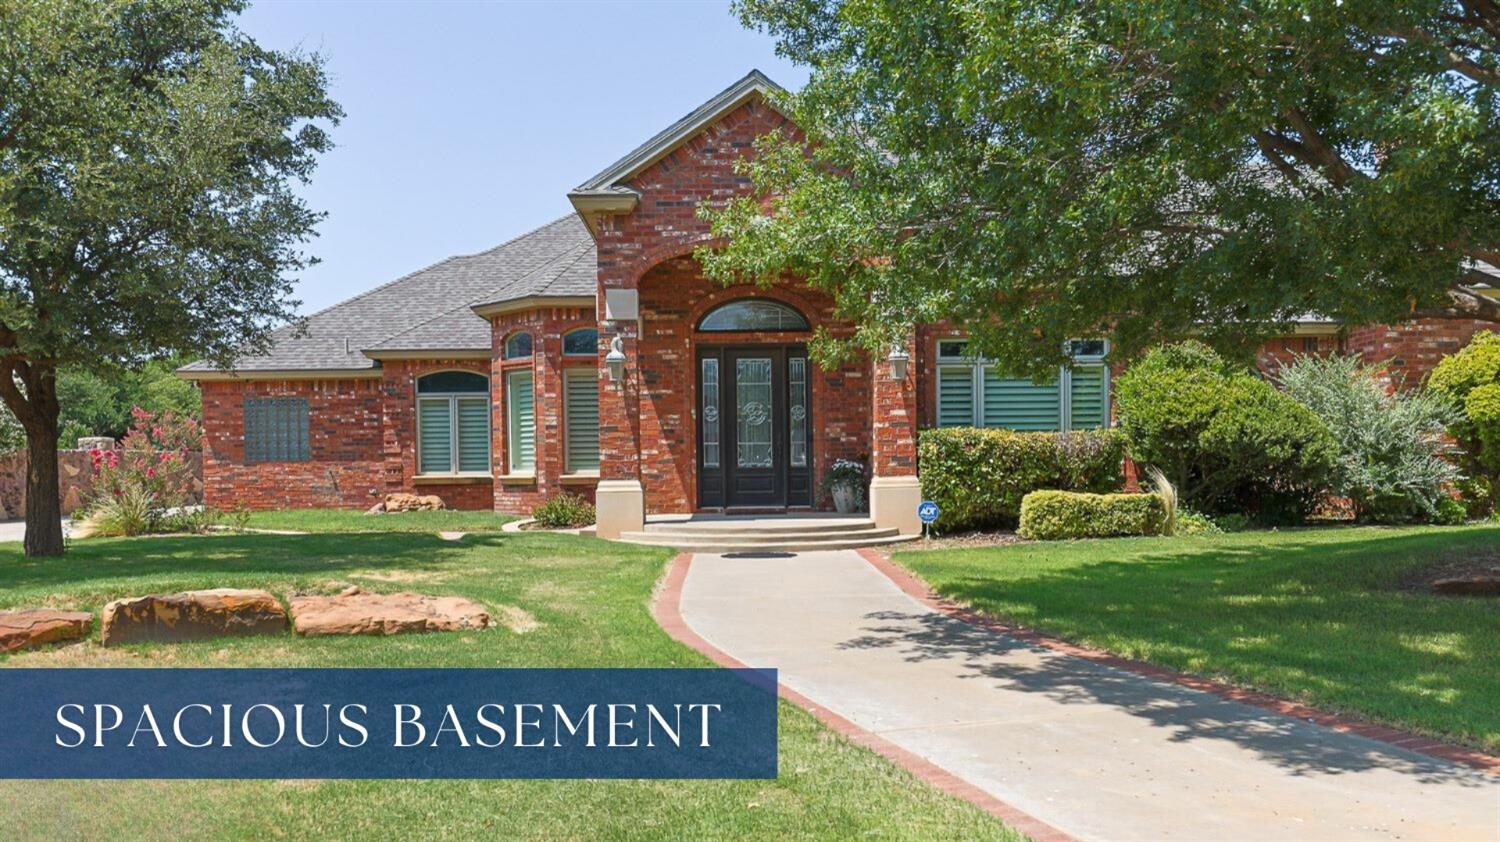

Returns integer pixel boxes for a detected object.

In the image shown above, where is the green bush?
[1115,341,1338,523]
[531,493,596,529]
[1017,490,1166,540]
[1428,331,1500,517]
[918,427,1126,531]
[1175,508,1224,536]
[1278,354,1459,523]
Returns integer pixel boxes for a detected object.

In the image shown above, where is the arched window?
[415,371,490,475]
[562,328,598,356]
[698,299,810,332]
[503,331,533,359]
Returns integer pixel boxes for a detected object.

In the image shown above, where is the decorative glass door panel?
[735,358,773,469]
[697,346,812,509]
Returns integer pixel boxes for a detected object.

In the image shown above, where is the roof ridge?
[286,213,580,332]
[536,244,597,296]
[467,239,593,309]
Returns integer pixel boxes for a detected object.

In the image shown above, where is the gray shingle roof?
[181,215,594,373]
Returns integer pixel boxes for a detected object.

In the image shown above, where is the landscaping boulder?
[0,609,93,654]
[289,590,490,637]
[370,493,447,514]
[100,589,288,646]
[1432,575,1500,596]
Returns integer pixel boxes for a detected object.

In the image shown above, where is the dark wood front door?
[697,346,812,509]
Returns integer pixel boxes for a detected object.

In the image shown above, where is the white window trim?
[506,369,536,474]
[415,392,492,478]
[935,339,1111,430]
[562,367,600,474]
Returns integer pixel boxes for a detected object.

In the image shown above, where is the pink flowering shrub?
[83,408,202,536]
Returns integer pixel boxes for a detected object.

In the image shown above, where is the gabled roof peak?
[570,69,785,197]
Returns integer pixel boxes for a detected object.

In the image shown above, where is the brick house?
[181,70,1496,538]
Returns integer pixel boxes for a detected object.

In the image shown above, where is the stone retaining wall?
[0,448,204,518]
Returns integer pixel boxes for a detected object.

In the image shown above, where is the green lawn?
[896,524,1500,753]
[0,525,1017,840]
[243,507,517,533]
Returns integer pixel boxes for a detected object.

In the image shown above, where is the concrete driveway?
[677,550,1500,842]
[0,519,70,543]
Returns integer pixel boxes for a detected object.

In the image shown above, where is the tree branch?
[1412,284,1500,323]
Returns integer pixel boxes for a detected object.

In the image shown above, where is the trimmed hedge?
[918,427,1126,531]
[1018,490,1166,540]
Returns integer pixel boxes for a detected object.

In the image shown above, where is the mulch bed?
[1400,547,1500,595]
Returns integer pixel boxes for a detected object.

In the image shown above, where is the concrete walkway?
[677,550,1500,842]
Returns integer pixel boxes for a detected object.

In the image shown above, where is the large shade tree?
[705,1,1500,374]
[0,0,339,555]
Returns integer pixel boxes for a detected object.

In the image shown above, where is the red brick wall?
[636,258,871,512]
[200,359,497,511]
[378,358,494,510]
[1255,334,1339,378]
[488,307,599,513]
[590,94,799,488]
[201,378,388,510]
[1345,319,1492,387]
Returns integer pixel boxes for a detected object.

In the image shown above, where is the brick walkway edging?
[855,547,1500,777]
[651,552,1077,842]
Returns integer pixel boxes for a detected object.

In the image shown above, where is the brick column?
[869,332,921,535]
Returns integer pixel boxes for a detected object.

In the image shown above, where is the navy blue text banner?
[0,668,778,779]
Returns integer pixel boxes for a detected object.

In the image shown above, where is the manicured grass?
[896,524,1500,752]
[244,507,517,533]
[0,526,1017,840]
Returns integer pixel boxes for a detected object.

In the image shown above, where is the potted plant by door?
[821,458,867,514]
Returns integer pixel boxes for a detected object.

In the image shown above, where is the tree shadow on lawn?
[0,532,515,602]
[838,608,1490,787]
[856,528,1500,783]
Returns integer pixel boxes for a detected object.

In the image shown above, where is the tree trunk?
[24,418,64,557]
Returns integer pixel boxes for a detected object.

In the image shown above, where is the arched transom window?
[416,371,490,475]
[698,299,810,332]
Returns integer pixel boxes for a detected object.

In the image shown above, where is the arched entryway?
[693,298,816,508]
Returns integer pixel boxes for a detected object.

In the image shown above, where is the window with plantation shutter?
[507,370,535,472]
[1068,365,1109,429]
[415,371,490,475]
[564,369,599,472]
[982,370,1061,431]
[934,340,1110,431]
[456,397,490,472]
[244,398,310,463]
[936,366,975,427]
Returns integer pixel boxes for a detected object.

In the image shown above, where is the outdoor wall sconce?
[888,343,910,381]
[605,335,627,383]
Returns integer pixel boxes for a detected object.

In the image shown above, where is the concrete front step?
[636,524,886,540]
[641,516,878,536]
[616,529,914,553]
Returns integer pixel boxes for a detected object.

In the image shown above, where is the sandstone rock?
[381,493,445,512]
[0,609,93,654]
[364,502,386,515]
[289,591,490,637]
[76,436,115,452]
[339,585,361,597]
[101,589,288,646]
[1432,575,1500,596]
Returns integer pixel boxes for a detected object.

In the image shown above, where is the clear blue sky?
[236,1,808,315]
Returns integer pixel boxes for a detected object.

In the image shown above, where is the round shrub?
[918,428,1126,531]
[1115,341,1337,523]
[1428,331,1500,516]
[531,493,596,529]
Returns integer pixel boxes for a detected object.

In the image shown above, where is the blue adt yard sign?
[917,501,940,524]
